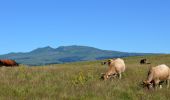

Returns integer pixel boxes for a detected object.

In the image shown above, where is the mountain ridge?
[0,45,155,66]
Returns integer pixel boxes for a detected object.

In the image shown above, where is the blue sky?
[0,0,170,54]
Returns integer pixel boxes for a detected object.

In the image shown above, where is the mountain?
[0,45,154,66]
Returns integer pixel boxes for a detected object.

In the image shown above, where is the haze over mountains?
[0,45,154,66]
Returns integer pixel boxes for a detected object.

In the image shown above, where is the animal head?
[100,73,108,80]
[100,73,111,80]
[101,73,117,80]
[107,59,114,65]
[141,80,152,89]
[143,81,151,85]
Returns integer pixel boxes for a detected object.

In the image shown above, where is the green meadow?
[0,55,170,100]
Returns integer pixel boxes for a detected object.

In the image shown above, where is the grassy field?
[0,55,170,100]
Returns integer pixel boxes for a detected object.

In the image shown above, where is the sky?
[0,0,170,54]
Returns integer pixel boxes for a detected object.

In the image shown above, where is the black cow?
[140,59,150,64]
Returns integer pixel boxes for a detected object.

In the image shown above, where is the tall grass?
[0,55,170,100]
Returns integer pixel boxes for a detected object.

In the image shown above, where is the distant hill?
[0,45,155,66]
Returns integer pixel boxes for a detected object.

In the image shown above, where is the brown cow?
[142,64,170,90]
[0,59,19,67]
[102,58,126,80]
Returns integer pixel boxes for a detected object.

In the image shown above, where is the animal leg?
[153,82,157,90]
[159,85,162,89]
[166,80,169,88]
[154,80,160,90]
[118,73,122,79]
[159,81,164,89]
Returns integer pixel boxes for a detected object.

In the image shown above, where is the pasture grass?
[0,54,170,100]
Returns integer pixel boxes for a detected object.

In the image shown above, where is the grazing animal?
[103,58,126,80]
[140,59,150,64]
[0,59,19,67]
[143,64,170,89]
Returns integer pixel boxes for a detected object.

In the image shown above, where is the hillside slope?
[0,54,170,99]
